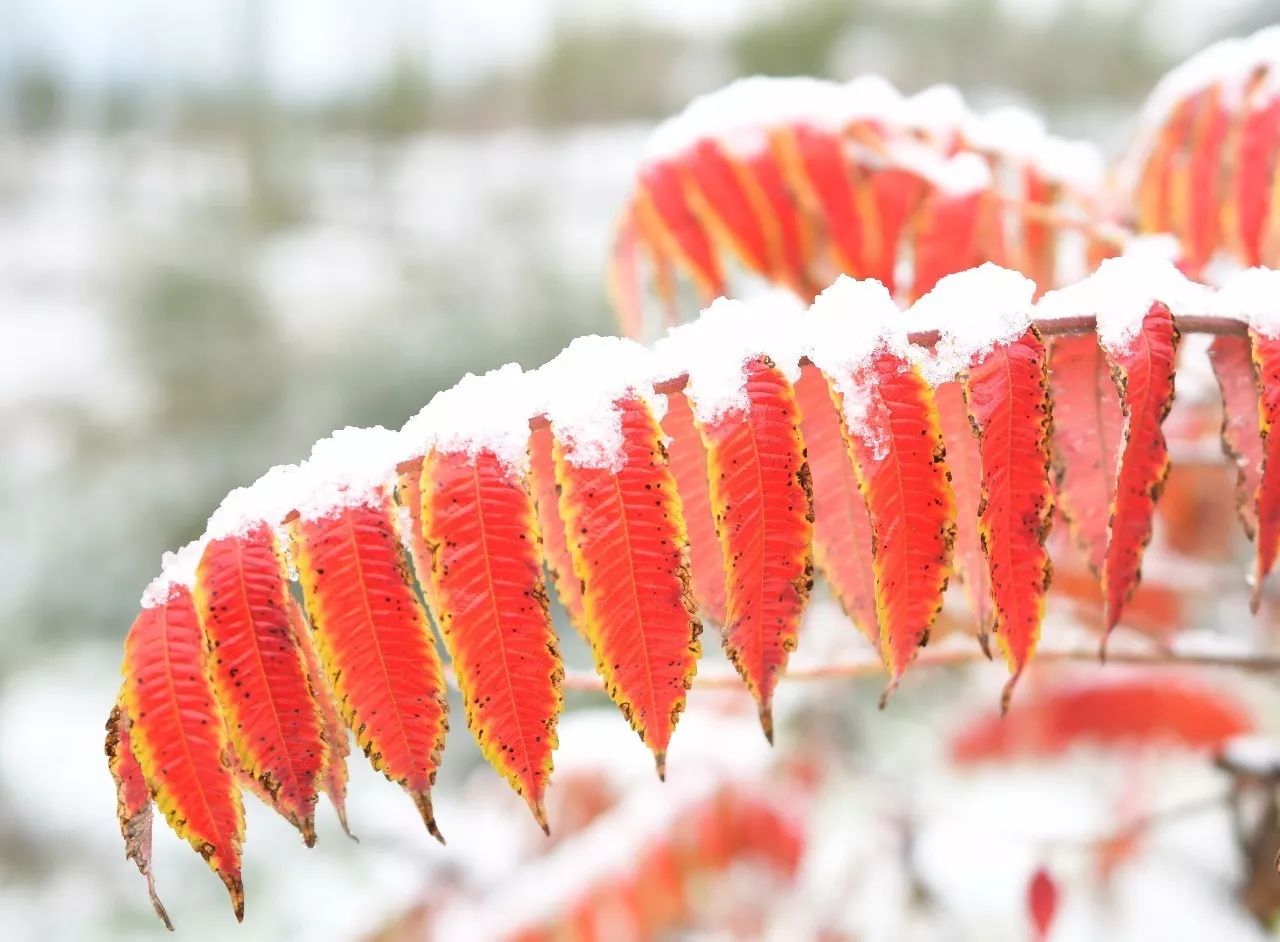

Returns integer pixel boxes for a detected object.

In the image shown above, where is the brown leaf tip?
[412,791,446,846]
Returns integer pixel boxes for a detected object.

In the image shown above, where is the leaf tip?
[1000,670,1023,717]
[759,703,775,745]
[976,629,993,661]
[412,790,446,846]
[878,678,899,711]
[654,750,667,781]
[530,799,551,836]
[298,814,317,848]
[222,872,244,924]
[334,803,358,842]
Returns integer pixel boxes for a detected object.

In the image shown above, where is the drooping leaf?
[1179,87,1231,275]
[934,379,992,650]
[285,597,354,839]
[1102,302,1180,637]
[607,212,645,341]
[634,161,725,301]
[1048,333,1124,576]
[419,447,563,830]
[194,524,326,845]
[1018,170,1059,292]
[552,395,702,774]
[395,458,434,603]
[864,168,927,296]
[743,144,813,298]
[773,124,867,277]
[121,585,245,919]
[529,424,589,636]
[964,327,1054,706]
[1027,866,1059,942]
[660,391,728,625]
[828,352,956,691]
[793,362,877,647]
[289,496,450,842]
[1208,334,1263,540]
[105,699,172,930]
[1251,329,1280,610]
[951,675,1253,763]
[1137,93,1200,237]
[1229,86,1280,266]
[680,139,774,279]
[695,356,814,739]
[911,190,987,300]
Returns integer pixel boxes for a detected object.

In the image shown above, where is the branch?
[558,644,1280,692]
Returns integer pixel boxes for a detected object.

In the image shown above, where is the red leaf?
[743,146,813,297]
[911,191,986,300]
[122,585,245,919]
[696,357,814,738]
[553,395,703,774]
[1137,93,1201,237]
[1019,170,1059,292]
[529,424,590,636]
[865,168,928,295]
[660,391,728,626]
[195,524,325,844]
[1048,334,1123,576]
[1180,88,1231,275]
[635,161,725,302]
[608,212,645,341]
[680,139,774,278]
[1027,866,1058,942]
[1230,88,1280,265]
[951,675,1254,763]
[935,379,992,649]
[774,123,866,276]
[965,327,1053,707]
[105,699,172,930]
[289,496,449,842]
[1208,334,1263,541]
[1102,303,1180,636]
[286,597,354,839]
[420,448,563,830]
[794,362,877,647]
[1251,330,1280,610]
[829,351,955,689]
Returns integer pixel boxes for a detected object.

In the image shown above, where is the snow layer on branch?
[1220,734,1280,776]
[400,363,534,479]
[1214,267,1280,337]
[530,335,661,471]
[804,276,907,451]
[1034,253,1212,354]
[204,463,301,542]
[139,538,206,610]
[653,290,807,425]
[907,264,1037,385]
[642,74,1099,192]
[292,425,404,522]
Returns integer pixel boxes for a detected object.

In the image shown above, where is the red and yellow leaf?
[793,362,877,647]
[635,162,725,302]
[830,352,955,690]
[934,380,992,649]
[773,124,866,277]
[743,147,813,297]
[951,675,1253,763]
[395,458,433,601]
[1137,93,1200,236]
[1229,86,1280,265]
[1102,302,1181,636]
[121,585,245,919]
[1178,87,1231,275]
[696,357,814,738]
[529,424,590,636]
[289,496,449,842]
[105,698,171,930]
[1208,334,1263,540]
[608,212,645,341]
[1048,333,1123,576]
[419,448,563,830]
[911,191,986,300]
[553,395,702,774]
[1251,330,1280,610]
[964,327,1054,705]
[865,168,927,296]
[195,524,325,844]
[660,391,727,625]
[680,139,774,278]
[286,597,353,838]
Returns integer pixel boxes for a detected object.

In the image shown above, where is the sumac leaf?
[794,362,877,647]
[553,395,702,774]
[660,391,728,625]
[829,352,955,691]
[680,139,774,278]
[743,145,813,297]
[105,699,172,930]
[529,424,589,636]
[122,585,245,919]
[964,327,1054,706]
[420,448,563,830]
[1209,335,1263,541]
[696,357,814,738]
[1102,302,1180,637]
[289,495,449,842]
[195,524,325,844]
[1251,330,1280,610]
[1048,333,1123,576]
[774,124,866,276]
[1230,87,1280,265]
[912,191,985,300]
[635,161,725,301]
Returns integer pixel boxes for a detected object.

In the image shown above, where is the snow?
[139,538,206,610]
[642,74,1101,194]
[528,334,663,471]
[803,276,906,453]
[1219,734,1280,776]
[1215,267,1280,337]
[204,463,303,542]
[291,425,405,522]
[653,290,807,424]
[907,264,1037,385]
[400,362,535,479]
[1033,253,1213,353]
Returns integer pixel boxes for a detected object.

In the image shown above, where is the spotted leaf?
[1251,330,1280,610]
[529,424,589,636]
[1208,334,1263,541]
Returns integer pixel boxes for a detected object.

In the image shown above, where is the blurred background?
[6,1,1280,939]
